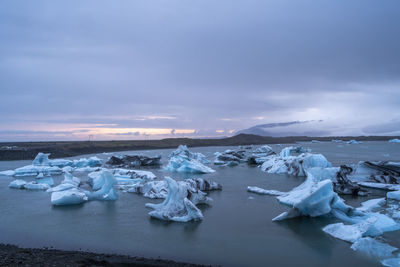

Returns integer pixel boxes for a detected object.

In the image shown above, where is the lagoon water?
[1,142,400,266]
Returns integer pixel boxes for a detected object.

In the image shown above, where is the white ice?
[323,217,379,243]
[351,237,398,259]
[145,177,204,222]
[357,198,386,212]
[347,140,362,144]
[359,182,400,191]
[247,186,285,196]
[388,191,400,201]
[8,179,27,189]
[51,188,88,206]
[87,170,118,201]
[382,257,400,267]
[261,148,331,177]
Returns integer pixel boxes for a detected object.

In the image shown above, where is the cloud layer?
[1,0,400,140]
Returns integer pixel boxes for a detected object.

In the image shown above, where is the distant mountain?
[236,120,327,137]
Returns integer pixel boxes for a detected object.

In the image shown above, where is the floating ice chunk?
[51,188,88,206]
[279,146,311,158]
[247,186,285,196]
[351,237,398,259]
[111,168,156,180]
[323,217,379,243]
[311,140,321,143]
[186,178,222,191]
[47,172,80,193]
[87,170,118,201]
[388,191,400,201]
[8,179,27,189]
[253,145,273,154]
[123,180,168,199]
[0,170,15,176]
[62,166,74,173]
[169,145,209,164]
[106,154,161,168]
[14,165,62,177]
[145,177,203,222]
[23,181,50,190]
[272,172,359,221]
[307,167,339,181]
[50,159,73,168]
[32,152,51,166]
[261,153,331,177]
[382,257,400,267]
[389,139,400,143]
[359,182,400,191]
[122,177,221,200]
[71,156,102,168]
[36,177,54,186]
[357,198,386,212]
[166,146,214,173]
[165,156,215,174]
[331,139,343,143]
[347,140,362,144]
[89,168,156,190]
[74,166,102,172]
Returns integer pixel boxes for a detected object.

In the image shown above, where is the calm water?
[1,141,400,266]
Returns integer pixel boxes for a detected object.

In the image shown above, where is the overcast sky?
[1,0,400,141]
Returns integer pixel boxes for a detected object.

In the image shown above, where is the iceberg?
[347,140,362,144]
[121,177,221,200]
[51,188,88,206]
[9,178,52,190]
[357,198,386,212]
[382,257,400,267]
[14,165,62,177]
[247,186,285,196]
[169,145,210,164]
[47,172,80,193]
[32,152,51,166]
[145,177,204,222]
[71,156,102,168]
[351,237,398,259]
[8,179,27,189]
[86,170,118,201]
[214,150,244,166]
[165,146,214,174]
[23,181,51,190]
[388,191,400,201]
[0,170,15,176]
[389,139,400,143]
[323,217,379,243]
[105,154,161,168]
[279,146,311,158]
[261,151,331,177]
[359,183,400,191]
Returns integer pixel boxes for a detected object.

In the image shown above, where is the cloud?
[0,0,399,140]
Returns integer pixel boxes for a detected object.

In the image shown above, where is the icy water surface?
[1,141,400,266]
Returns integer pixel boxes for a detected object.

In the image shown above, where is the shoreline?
[0,243,211,267]
[0,133,398,161]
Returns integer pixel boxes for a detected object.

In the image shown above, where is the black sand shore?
[0,244,211,267]
[0,134,398,161]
